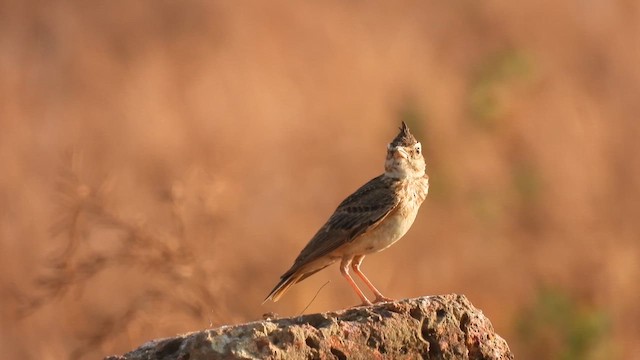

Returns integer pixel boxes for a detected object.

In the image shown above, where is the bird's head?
[384,122,426,179]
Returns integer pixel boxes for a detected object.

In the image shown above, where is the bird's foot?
[373,295,394,303]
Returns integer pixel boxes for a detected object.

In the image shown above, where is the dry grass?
[1,1,639,359]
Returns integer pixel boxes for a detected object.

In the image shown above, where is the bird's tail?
[263,271,301,304]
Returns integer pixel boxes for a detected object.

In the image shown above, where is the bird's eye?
[415,147,421,155]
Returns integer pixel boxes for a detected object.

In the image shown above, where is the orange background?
[1,1,638,359]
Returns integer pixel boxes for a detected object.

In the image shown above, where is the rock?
[105,294,513,360]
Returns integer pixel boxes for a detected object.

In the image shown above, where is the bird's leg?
[340,257,372,306]
[351,255,394,303]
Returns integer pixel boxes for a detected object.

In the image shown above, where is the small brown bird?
[264,122,429,305]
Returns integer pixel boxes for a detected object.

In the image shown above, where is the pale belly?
[339,204,420,256]
[296,176,429,273]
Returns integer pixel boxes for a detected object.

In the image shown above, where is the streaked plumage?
[264,122,429,305]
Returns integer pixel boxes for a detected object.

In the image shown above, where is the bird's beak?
[390,146,408,159]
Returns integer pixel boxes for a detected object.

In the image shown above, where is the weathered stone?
[105,294,513,360]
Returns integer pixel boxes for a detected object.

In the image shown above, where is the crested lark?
[264,122,429,305]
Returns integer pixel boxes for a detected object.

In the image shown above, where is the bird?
[263,122,429,305]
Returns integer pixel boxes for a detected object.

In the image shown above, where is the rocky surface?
[105,294,513,360]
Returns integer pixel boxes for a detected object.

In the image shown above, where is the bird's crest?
[390,121,417,147]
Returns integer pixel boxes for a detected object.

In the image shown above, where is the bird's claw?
[373,296,394,303]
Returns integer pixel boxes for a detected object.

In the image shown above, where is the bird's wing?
[287,174,400,273]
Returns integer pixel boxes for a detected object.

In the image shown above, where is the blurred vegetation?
[516,287,613,360]
[15,156,233,359]
[469,49,533,129]
[511,158,541,204]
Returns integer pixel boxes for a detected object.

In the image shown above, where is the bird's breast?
[342,181,427,256]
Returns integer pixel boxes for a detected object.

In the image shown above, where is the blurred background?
[1,0,639,359]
